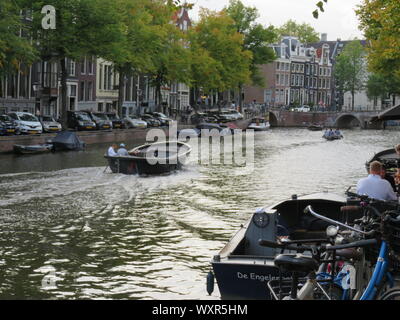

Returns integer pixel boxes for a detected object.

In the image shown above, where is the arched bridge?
[268,110,382,129]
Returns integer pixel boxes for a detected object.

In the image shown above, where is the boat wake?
[0,165,202,217]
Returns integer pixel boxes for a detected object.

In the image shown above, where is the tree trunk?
[351,91,355,111]
[60,58,68,130]
[238,83,243,113]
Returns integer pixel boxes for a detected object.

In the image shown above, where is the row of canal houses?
[0,8,192,118]
[244,34,398,112]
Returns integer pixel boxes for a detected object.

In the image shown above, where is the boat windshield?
[19,114,38,122]
[77,113,91,121]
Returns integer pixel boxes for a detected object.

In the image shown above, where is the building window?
[81,58,86,74]
[88,57,94,75]
[98,102,103,112]
[70,85,77,97]
[68,60,76,76]
[79,81,85,101]
[88,82,93,101]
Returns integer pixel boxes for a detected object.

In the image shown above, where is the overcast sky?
[189,0,364,41]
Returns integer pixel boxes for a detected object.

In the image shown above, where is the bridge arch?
[268,112,279,127]
[334,114,362,129]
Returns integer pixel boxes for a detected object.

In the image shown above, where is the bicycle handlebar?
[304,205,374,235]
[258,238,378,252]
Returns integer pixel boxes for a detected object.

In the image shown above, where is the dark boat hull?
[105,141,191,175]
[13,144,53,155]
[365,148,398,173]
[209,193,348,300]
[323,135,342,141]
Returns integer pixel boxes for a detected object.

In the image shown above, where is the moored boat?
[50,131,85,151]
[13,144,53,155]
[365,148,398,173]
[307,124,324,131]
[247,117,270,131]
[105,141,192,175]
[208,192,348,300]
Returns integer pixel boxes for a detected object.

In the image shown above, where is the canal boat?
[50,131,85,151]
[13,143,53,155]
[247,117,270,131]
[105,141,192,175]
[208,192,348,300]
[365,148,399,173]
[307,124,324,131]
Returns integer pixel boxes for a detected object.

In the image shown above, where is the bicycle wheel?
[379,288,400,300]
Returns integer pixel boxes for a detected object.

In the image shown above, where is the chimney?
[321,33,327,42]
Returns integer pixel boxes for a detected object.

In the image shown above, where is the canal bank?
[0,125,193,154]
[0,119,251,154]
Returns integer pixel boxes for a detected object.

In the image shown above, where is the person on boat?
[334,128,342,137]
[323,128,329,137]
[395,144,400,185]
[107,144,118,157]
[117,143,129,156]
[380,164,397,193]
[357,161,398,201]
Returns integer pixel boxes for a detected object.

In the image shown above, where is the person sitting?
[107,143,118,157]
[357,161,398,201]
[380,164,397,193]
[334,129,342,137]
[117,143,129,156]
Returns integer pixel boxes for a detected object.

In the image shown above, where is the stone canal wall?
[0,126,192,154]
[0,119,251,154]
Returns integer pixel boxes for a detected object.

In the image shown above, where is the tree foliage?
[356,0,400,83]
[225,0,276,87]
[0,0,37,74]
[276,20,320,44]
[189,9,252,95]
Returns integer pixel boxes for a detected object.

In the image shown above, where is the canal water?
[0,128,398,299]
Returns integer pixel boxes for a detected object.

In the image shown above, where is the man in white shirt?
[357,161,398,201]
[107,144,118,156]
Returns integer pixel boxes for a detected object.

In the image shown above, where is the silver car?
[123,115,148,129]
[39,115,62,133]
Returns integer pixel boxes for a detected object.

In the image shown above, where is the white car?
[8,112,43,134]
[39,115,62,133]
[123,115,148,129]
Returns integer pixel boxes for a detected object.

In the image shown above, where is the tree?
[366,73,400,106]
[22,0,125,128]
[0,0,37,74]
[356,0,400,84]
[225,0,276,110]
[334,40,366,110]
[189,9,252,107]
[313,0,329,19]
[276,20,320,43]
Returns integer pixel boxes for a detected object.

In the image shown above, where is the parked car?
[67,111,97,131]
[190,112,218,125]
[106,112,125,129]
[39,115,62,133]
[83,111,113,130]
[294,106,311,112]
[141,114,161,127]
[123,115,148,129]
[0,114,18,135]
[147,112,174,126]
[225,109,244,120]
[207,110,237,123]
[8,112,43,134]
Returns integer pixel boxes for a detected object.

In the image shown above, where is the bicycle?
[259,194,400,300]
